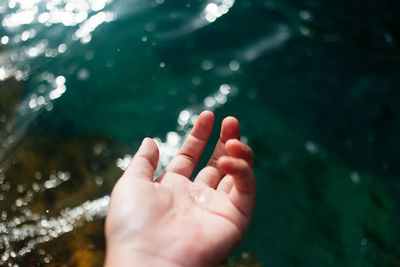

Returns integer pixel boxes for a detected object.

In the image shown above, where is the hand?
[105,111,255,267]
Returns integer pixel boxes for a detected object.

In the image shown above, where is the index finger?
[161,111,214,179]
[194,116,240,188]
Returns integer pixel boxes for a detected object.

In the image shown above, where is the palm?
[106,112,255,267]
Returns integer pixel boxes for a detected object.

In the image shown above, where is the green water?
[1,0,400,266]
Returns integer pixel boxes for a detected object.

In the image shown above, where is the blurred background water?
[0,0,400,266]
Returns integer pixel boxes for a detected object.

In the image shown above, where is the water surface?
[0,0,400,266]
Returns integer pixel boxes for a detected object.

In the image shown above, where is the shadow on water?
[0,0,400,266]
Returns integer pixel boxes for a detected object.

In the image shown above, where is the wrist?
[105,246,185,267]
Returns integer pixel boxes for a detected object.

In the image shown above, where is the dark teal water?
[1,0,400,266]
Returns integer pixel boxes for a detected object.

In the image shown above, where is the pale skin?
[105,111,256,267]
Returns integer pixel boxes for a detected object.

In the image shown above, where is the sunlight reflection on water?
[0,0,118,264]
[0,0,296,264]
[0,83,237,264]
[0,0,241,257]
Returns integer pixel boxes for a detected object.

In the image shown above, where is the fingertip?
[225,139,253,166]
[202,111,215,127]
[222,116,239,128]
[141,137,151,144]
[221,116,240,141]
[142,137,159,151]
[217,155,232,170]
[192,111,215,140]
[199,110,215,119]
[217,156,250,174]
[138,137,159,169]
[224,115,239,122]
[225,139,241,150]
[123,137,160,181]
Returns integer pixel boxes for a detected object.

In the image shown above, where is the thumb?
[123,138,159,181]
